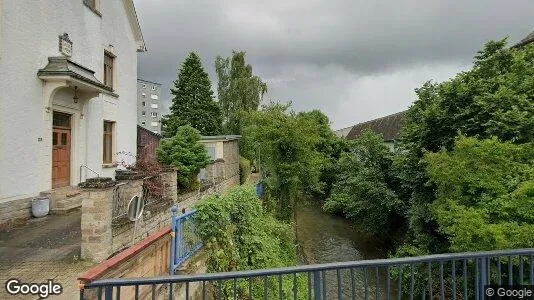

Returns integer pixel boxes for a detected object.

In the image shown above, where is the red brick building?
[137,125,161,162]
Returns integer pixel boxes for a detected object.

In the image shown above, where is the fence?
[80,248,534,299]
[170,206,203,275]
[112,175,165,221]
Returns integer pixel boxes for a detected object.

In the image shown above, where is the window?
[141,93,146,98]
[153,131,159,134]
[206,146,216,160]
[141,111,146,116]
[151,112,158,118]
[103,121,114,164]
[151,103,158,109]
[151,121,158,127]
[142,101,146,107]
[104,52,114,89]
[142,84,146,89]
[151,94,158,100]
[141,121,146,125]
[151,85,156,90]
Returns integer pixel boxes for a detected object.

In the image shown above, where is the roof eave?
[123,0,146,52]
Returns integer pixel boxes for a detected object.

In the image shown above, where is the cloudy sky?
[134,0,534,130]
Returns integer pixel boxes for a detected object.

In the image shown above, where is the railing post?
[170,206,178,275]
[478,257,488,300]
[313,271,323,300]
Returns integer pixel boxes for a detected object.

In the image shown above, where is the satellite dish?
[127,195,144,221]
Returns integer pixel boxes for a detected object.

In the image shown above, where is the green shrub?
[156,125,210,189]
[239,156,251,184]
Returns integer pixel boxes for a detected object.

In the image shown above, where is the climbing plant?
[194,185,308,298]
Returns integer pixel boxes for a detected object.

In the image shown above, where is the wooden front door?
[52,112,71,188]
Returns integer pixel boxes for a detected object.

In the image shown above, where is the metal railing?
[79,164,99,183]
[170,207,203,274]
[80,248,534,299]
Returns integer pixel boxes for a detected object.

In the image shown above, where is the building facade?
[0,0,145,226]
[137,79,163,134]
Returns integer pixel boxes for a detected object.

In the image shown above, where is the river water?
[295,203,392,299]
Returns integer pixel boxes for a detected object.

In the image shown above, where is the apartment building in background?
[137,79,162,134]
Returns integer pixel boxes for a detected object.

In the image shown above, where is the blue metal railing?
[80,248,534,299]
[170,206,203,275]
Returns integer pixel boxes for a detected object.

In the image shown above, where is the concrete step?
[48,187,85,214]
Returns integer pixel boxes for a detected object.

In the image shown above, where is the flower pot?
[32,196,50,218]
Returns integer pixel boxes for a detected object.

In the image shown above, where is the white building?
[0,1,146,227]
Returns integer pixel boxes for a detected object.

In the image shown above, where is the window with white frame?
[142,101,146,107]
[151,121,158,127]
[142,93,146,98]
[141,121,146,125]
[151,112,158,118]
[151,104,158,109]
[151,85,156,90]
[141,111,146,116]
[151,94,158,100]
[142,84,146,89]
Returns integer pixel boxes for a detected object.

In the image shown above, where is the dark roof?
[200,135,242,142]
[345,111,406,141]
[137,78,162,86]
[137,125,161,138]
[37,57,112,92]
[513,30,534,48]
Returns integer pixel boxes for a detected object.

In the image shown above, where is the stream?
[295,202,392,299]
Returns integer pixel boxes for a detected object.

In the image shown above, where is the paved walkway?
[0,209,94,299]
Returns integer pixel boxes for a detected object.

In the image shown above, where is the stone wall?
[0,197,31,231]
[81,170,177,262]
[223,140,240,180]
[80,169,236,263]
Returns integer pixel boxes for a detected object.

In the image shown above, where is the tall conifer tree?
[162,52,222,137]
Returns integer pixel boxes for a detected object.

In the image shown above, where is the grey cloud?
[134,0,534,128]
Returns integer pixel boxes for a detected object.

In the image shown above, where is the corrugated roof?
[345,111,406,141]
[513,30,534,48]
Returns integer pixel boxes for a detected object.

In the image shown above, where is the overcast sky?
[134,0,534,130]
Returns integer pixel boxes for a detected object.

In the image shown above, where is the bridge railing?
[80,248,534,300]
[169,206,203,275]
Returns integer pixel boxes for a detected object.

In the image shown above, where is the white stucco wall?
[0,1,140,201]
[200,141,224,160]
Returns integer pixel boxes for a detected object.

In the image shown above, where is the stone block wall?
[223,140,240,180]
[0,197,32,231]
[80,187,115,262]
[80,169,234,263]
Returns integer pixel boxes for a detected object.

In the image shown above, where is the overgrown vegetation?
[394,39,534,255]
[156,125,210,190]
[239,156,251,184]
[426,136,534,252]
[323,130,405,241]
[241,103,340,219]
[195,186,307,298]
